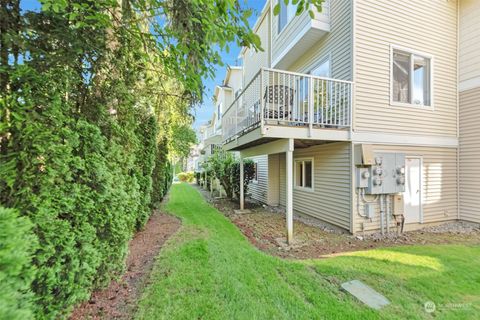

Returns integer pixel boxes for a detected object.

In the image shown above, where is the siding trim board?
[352,132,458,148]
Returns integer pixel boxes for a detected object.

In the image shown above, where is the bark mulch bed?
[197,185,480,260]
[70,211,181,320]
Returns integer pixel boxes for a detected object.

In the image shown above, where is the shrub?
[0,66,170,318]
[0,207,37,319]
[204,152,255,199]
[177,171,194,183]
[152,137,173,207]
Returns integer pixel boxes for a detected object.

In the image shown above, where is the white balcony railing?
[222,68,353,143]
[205,126,216,139]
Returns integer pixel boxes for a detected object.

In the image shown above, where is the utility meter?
[364,152,406,194]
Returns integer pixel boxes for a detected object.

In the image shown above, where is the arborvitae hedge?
[0,207,36,320]
[0,1,188,318]
[0,67,171,318]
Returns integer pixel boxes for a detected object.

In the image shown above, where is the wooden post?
[240,155,244,210]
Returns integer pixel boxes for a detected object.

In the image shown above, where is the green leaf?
[273,3,280,15]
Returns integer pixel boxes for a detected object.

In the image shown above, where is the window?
[278,0,296,33]
[297,56,331,119]
[294,158,313,190]
[391,47,432,107]
[217,103,221,120]
[311,57,331,78]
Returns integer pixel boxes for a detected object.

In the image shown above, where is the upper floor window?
[391,47,432,107]
[217,104,221,120]
[278,1,296,33]
[294,158,313,190]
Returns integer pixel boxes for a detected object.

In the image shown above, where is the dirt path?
[70,211,181,320]
[197,185,480,260]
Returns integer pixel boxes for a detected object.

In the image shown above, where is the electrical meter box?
[364,203,375,219]
[361,152,406,194]
[393,194,404,216]
[356,167,370,188]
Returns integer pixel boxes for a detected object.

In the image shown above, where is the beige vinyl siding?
[354,0,458,136]
[288,0,352,81]
[247,155,269,204]
[279,142,352,230]
[353,145,458,233]
[267,153,280,206]
[243,10,271,85]
[459,0,480,84]
[459,88,480,223]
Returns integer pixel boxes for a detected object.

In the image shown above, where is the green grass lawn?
[135,183,480,320]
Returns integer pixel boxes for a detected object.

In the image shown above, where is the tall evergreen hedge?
[0,11,174,319]
[0,64,169,318]
[0,207,36,320]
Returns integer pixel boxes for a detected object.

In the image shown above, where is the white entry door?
[404,157,422,223]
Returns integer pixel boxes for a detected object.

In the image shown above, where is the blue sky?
[20,0,266,130]
[193,1,266,130]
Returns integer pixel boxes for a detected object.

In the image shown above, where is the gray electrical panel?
[356,167,370,188]
[356,152,406,195]
[364,203,375,219]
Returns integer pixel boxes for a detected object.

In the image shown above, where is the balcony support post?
[239,154,244,210]
[235,100,238,144]
[308,76,314,137]
[260,68,265,135]
[286,138,294,244]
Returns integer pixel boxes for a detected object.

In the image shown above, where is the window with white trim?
[392,47,432,107]
[278,0,296,33]
[294,158,313,190]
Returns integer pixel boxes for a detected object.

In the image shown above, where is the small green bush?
[0,207,37,320]
[203,152,255,199]
[177,171,195,183]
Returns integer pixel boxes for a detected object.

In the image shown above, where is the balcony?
[222,68,352,150]
[272,1,330,69]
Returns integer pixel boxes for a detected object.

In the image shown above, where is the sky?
[20,0,267,130]
[193,1,267,130]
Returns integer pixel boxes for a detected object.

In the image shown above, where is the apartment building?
[216,0,479,241]
[197,66,243,194]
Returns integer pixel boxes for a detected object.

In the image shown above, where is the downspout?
[456,0,461,221]
[386,194,390,234]
[379,194,385,235]
[350,0,356,140]
[350,0,357,234]
[350,143,356,233]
